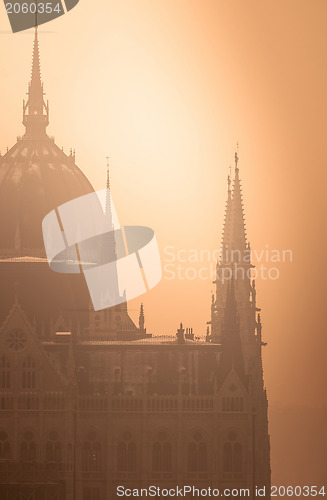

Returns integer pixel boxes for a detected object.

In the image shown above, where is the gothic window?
[117,431,136,472]
[45,430,62,470]
[223,442,232,472]
[0,431,10,460]
[234,442,242,472]
[222,396,244,412]
[187,431,207,473]
[82,431,101,472]
[22,357,36,389]
[152,431,172,473]
[20,431,36,462]
[223,431,243,476]
[187,442,197,472]
[0,356,10,389]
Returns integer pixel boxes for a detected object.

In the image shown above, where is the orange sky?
[0,0,326,482]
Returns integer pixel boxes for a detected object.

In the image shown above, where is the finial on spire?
[235,151,239,171]
[234,141,240,170]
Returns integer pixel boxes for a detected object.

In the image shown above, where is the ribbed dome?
[0,139,94,252]
[0,27,95,328]
[0,27,94,254]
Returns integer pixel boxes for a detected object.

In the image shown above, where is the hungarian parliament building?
[0,28,270,500]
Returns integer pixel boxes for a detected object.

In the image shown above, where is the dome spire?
[23,26,49,138]
[105,156,112,216]
[106,155,111,191]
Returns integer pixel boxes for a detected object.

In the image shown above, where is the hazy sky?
[0,0,326,419]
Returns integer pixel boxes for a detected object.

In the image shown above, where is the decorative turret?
[23,27,49,138]
[176,322,185,343]
[139,303,145,332]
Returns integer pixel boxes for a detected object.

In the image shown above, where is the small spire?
[23,26,49,138]
[105,156,112,216]
[139,303,145,331]
[235,147,239,171]
[106,156,111,190]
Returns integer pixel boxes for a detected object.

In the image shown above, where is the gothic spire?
[23,27,49,138]
[105,156,112,217]
[230,147,247,252]
[139,303,145,332]
[221,170,233,258]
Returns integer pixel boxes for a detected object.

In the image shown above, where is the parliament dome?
[0,28,94,328]
[0,29,94,254]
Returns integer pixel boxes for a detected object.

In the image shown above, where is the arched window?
[22,357,36,389]
[223,431,243,477]
[187,442,197,472]
[20,431,36,462]
[117,431,136,472]
[162,442,172,471]
[0,356,10,389]
[117,442,126,471]
[82,431,101,472]
[152,442,161,472]
[152,431,172,473]
[223,442,232,472]
[198,442,207,472]
[0,431,10,460]
[45,431,62,470]
[233,442,242,472]
[187,431,207,474]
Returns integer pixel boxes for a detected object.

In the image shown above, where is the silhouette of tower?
[210,150,271,493]
[23,27,49,138]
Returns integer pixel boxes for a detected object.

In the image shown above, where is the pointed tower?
[139,303,145,333]
[100,157,118,266]
[23,27,49,138]
[211,149,271,493]
[210,149,253,347]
